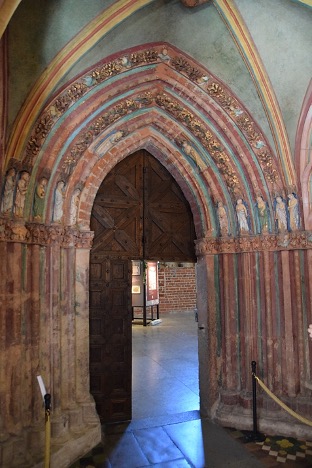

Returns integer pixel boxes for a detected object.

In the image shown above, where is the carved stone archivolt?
[52,90,241,195]
[9,44,288,236]
[195,231,312,255]
[21,46,279,189]
[0,218,94,248]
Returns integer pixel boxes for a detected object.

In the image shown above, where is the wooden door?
[90,150,196,423]
[143,155,196,261]
[90,153,143,259]
[89,256,132,422]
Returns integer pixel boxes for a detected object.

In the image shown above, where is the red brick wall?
[158,264,197,313]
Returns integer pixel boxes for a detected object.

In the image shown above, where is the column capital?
[0,218,94,248]
[195,231,312,255]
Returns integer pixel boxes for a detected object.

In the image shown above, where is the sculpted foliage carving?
[4,45,302,244]
[21,46,278,189]
[195,231,312,256]
[0,219,94,248]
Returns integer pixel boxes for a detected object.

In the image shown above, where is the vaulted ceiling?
[1,0,311,231]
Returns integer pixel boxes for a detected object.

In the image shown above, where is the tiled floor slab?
[71,312,312,467]
[165,418,265,468]
[132,312,199,420]
[133,426,185,464]
[72,413,266,467]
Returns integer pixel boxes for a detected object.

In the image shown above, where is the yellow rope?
[44,410,51,468]
[254,374,312,427]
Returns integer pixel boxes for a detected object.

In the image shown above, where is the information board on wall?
[145,261,159,306]
[132,260,143,307]
[131,260,159,307]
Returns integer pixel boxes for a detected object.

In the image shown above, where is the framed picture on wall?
[132,261,141,276]
[132,285,141,294]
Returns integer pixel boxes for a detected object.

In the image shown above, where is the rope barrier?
[44,394,51,468]
[254,374,312,427]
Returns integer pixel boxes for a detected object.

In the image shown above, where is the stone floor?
[70,311,312,467]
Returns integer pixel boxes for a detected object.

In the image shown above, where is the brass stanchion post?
[44,393,51,468]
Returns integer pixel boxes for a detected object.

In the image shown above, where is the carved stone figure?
[1,168,16,214]
[181,140,204,171]
[33,177,48,221]
[235,198,249,234]
[69,188,80,225]
[217,201,229,236]
[275,196,287,233]
[256,195,269,234]
[197,75,209,86]
[120,56,131,69]
[14,171,30,218]
[158,48,170,62]
[110,130,125,144]
[53,181,65,223]
[287,193,300,231]
[277,233,290,248]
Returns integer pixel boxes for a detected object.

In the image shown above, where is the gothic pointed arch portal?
[3,44,312,465]
[89,149,197,422]
[13,43,288,231]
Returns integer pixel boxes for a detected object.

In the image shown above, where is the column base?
[0,403,101,468]
[215,401,312,440]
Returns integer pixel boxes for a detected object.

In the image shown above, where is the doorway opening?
[89,150,197,424]
[132,261,199,420]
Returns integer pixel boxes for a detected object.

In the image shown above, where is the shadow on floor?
[71,312,312,467]
[70,416,312,467]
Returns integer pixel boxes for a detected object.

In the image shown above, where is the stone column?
[196,252,220,418]
[238,252,260,396]
[45,241,74,442]
[59,247,77,415]
[0,242,6,443]
[220,252,239,393]
[4,242,23,435]
[26,244,41,428]
[24,244,46,463]
[281,250,297,396]
[0,241,27,466]
[0,35,7,161]
[75,247,91,403]
[262,250,274,390]
[74,246,99,425]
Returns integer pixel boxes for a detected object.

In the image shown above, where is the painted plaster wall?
[235,0,312,155]
[64,0,270,144]
[7,0,113,131]
[7,0,312,155]
[7,0,270,150]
